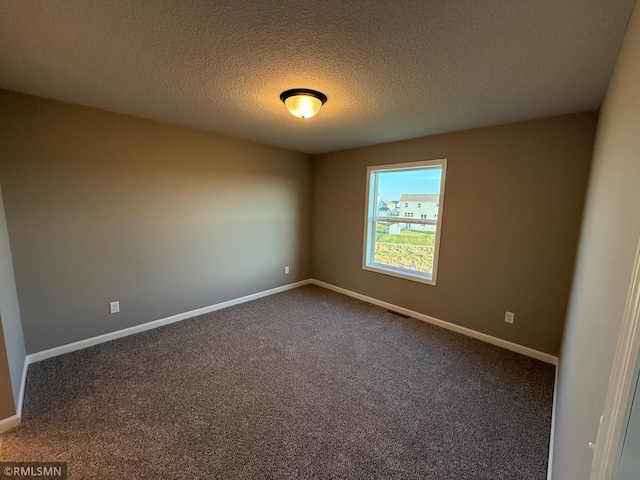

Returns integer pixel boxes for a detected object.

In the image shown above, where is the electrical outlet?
[505,311,514,324]
[285,266,290,274]
[110,301,120,314]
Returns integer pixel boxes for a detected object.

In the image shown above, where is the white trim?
[26,280,311,365]
[310,279,558,365]
[19,276,557,430]
[0,415,20,434]
[362,263,436,285]
[590,237,640,480]
[547,364,559,480]
[16,358,28,418]
[362,159,447,287]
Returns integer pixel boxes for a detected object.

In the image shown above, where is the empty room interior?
[1,1,640,479]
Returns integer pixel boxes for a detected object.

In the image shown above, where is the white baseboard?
[310,279,559,365]
[0,414,20,434]
[27,280,312,365]
[20,277,556,428]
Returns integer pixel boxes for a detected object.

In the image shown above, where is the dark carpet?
[0,285,554,479]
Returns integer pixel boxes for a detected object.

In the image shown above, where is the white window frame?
[362,159,447,286]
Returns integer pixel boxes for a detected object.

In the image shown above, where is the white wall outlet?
[110,301,120,314]
[505,311,515,324]
[285,266,290,274]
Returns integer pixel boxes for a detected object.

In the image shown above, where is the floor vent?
[388,310,410,319]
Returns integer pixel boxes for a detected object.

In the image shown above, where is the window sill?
[362,263,437,286]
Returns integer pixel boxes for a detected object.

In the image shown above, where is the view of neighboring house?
[376,200,391,218]
[398,194,439,220]
[398,194,439,232]
[376,198,399,217]
[375,200,399,233]
[376,194,440,235]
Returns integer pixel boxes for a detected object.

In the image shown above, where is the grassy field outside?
[374,224,435,273]
[376,229,435,246]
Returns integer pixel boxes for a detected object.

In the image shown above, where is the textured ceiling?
[0,0,636,154]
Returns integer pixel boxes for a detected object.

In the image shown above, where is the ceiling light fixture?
[280,89,327,119]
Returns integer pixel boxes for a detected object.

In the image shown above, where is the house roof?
[399,194,440,203]
[0,0,635,154]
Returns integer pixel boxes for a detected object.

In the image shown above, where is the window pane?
[376,167,442,202]
[374,221,435,274]
[364,160,446,285]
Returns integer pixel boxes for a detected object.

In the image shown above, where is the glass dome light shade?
[280,89,327,119]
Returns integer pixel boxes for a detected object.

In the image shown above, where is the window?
[363,159,447,285]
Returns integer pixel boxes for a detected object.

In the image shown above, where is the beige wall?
[552,3,640,479]
[312,113,596,356]
[0,91,312,354]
